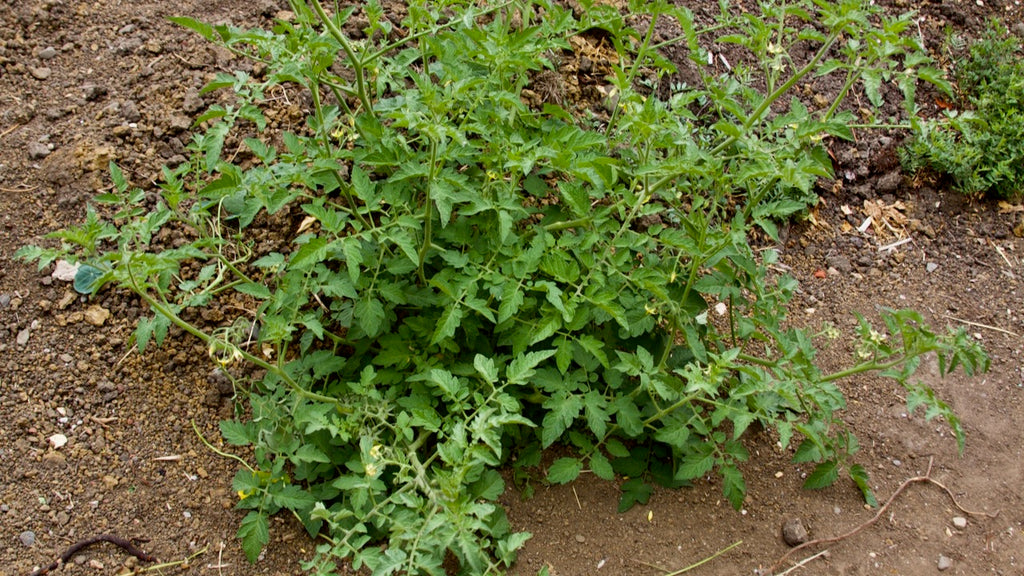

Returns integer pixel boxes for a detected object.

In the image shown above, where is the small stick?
[571,485,582,510]
[27,535,155,576]
[770,458,998,573]
[1,123,23,139]
[941,313,1019,338]
[774,549,829,575]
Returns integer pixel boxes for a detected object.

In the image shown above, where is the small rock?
[826,255,852,274]
[926,262,938,273]
[120,100,141,123]
[19,530,35,547]
[876,171,902,194]
[952,516,967,529]
[937,555,953,571]
[167,115,192,135]
[82,83,108,101]
[16,328,31,346]
[0,294,10,308]
[781,518,808,546]
[48,433,68,449]
[83,305,110,326]
[29,66,51,80]
[52,259,80,281]
[28,141,52,160]
[37,46,58,60]
[574,534,586,543]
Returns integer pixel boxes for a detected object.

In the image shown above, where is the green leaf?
[803,460,840,490]
[721,464,747,510]
[73,265,106,295]
[431,304,464,345]
[541,392,583,448]
[590,451,614,480]
[617,478,653,512]
[849,464,878,508]
[238,510,270,563]
[507,350,556,385]
[354,297,386,338]
[294,444,330,464]
[219,420,252,446]
[677,450,715,481]
[547,457,582,484]
[235,282,271,300]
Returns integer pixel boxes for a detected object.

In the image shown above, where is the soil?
[1,1,1022,576]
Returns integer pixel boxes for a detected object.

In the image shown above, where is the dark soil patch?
[2,1,1022,575]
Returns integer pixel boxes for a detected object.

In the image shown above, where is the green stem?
[309,0,373,115]
[709,32,840,157]
[126,263,347,409]
[417,139,439,285]
[607,10,660,134]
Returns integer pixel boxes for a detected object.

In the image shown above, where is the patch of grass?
[902,19,1024,198]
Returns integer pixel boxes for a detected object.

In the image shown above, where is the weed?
[902,18,1024,198]
[19,0,986,573]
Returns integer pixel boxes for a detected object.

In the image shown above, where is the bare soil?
[1,1,1022,575]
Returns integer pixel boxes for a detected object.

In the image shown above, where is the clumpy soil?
[1,1,1022,575]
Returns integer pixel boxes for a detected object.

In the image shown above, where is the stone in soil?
[28,142,52,160]
[781,517,808,546]
[937,555,953,571]
[19,531,35,547]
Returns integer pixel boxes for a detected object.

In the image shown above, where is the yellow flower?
[365,463,379,477]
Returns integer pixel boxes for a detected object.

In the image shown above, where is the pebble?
[52,260,80,281]
[16,328,31,346]
[926,262,938,273]
[82,83,108,101]
[826,255,852,274]
[28,141,52,160]
[83,305,110,326]
[29,66,51,80]
[37,46,58,60]
[952,516,967,529]
[574,534,586,543]
[781,518,809,546]
[0,294,10,308]
[19,530,35,547]
[937,555,953,571]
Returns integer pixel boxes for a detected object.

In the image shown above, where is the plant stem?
[309,0,373,115]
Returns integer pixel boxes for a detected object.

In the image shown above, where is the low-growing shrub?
[20,0,987,573]
[902,19,1024,198]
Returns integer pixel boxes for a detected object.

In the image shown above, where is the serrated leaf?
[273,484,317,509]
[238,510,270,563]
[547,457,582,484]
[431,304,463,345]
[721,464,747,510]
[803,460,839,490]
[473,354,498,384]
[677,450,715,481]
[219,420,252,446]
[294,444,330,464]
[849,464,878,508]
[541,392,583,448]
[590,451,614,480]
[235,282,271,300]
[507,349,556,385]
[354,297,386,338]
[617,478,653,512]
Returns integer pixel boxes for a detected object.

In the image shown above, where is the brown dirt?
[1,1,1022,576]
